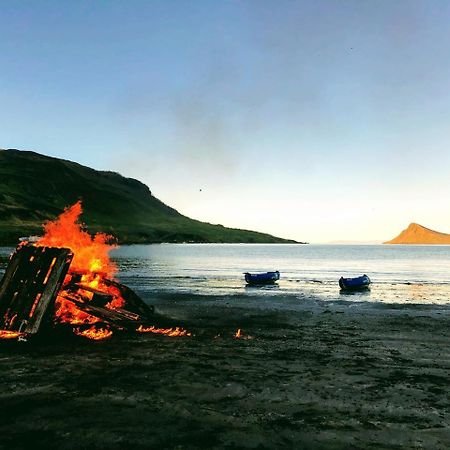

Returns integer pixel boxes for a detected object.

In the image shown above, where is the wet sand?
[1,294,450,449]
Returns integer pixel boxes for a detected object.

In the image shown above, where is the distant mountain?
[0,149,300,245]
[384,223,450,244]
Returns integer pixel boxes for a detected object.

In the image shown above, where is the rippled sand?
[1,294,450,449]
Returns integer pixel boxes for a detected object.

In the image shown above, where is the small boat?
[244,271,280,285]
[339,274,371,290]
[18,235,40,243]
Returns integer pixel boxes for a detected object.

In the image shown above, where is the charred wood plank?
[63,271,153,317]
[0,245,73,334]
[67,283,114,306]
[60,293,147,329]
[70,283,113,299]
[103,278,154,319]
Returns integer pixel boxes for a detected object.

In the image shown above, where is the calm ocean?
[111,244,450,306]
[1,244,450,306]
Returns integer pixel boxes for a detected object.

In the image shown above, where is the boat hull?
[339,274,371,290]
[244,271,280,285]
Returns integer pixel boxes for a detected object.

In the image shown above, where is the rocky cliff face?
[384,223,450,244]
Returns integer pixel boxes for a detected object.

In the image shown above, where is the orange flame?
[234,328,253,340]
[0,330,24,340]
[73,326,113,340]
[136,325,192,337]
[36,201,116,277]
[54,297,100,325]
[32,201,126,336]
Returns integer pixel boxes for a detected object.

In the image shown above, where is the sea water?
[112,244,450,306]
[1,244,449,306]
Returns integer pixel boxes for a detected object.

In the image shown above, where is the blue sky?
[1,1,450,242]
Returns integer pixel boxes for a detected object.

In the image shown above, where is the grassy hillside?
[0,149,299,245]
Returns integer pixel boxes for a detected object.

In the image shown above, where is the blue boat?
[339,274,371,290]
[244,271,280,285]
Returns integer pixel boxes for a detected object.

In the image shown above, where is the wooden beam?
[103,278,154,318]
[0,245,73,334]
[60,293,147,329]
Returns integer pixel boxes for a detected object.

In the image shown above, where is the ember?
[234,328,253,340]
[73,326,113,340]
[137,325,192,337]
[0,330,25,340]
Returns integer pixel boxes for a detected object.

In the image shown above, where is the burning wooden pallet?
[0,245,73,334]
[0,244,154,339]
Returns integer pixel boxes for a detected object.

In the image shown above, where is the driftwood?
[0,245,73,334]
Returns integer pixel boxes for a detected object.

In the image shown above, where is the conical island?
[384,223,450,244]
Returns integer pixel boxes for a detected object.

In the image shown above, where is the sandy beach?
[1,293,450,450]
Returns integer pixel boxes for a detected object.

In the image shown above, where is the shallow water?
[1,244,450,306]
[111,244,450,306]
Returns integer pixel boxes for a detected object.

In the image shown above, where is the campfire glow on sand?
[0,201,191,341]
[0,330,24,340]
[74,326,114,340]
[234,328,253,340]
[137,325,192,337]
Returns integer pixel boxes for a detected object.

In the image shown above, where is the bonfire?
[0,202,190,341]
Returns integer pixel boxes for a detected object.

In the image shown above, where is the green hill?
[0,149,299,245]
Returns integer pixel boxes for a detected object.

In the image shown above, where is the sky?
[1,0,450,243]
